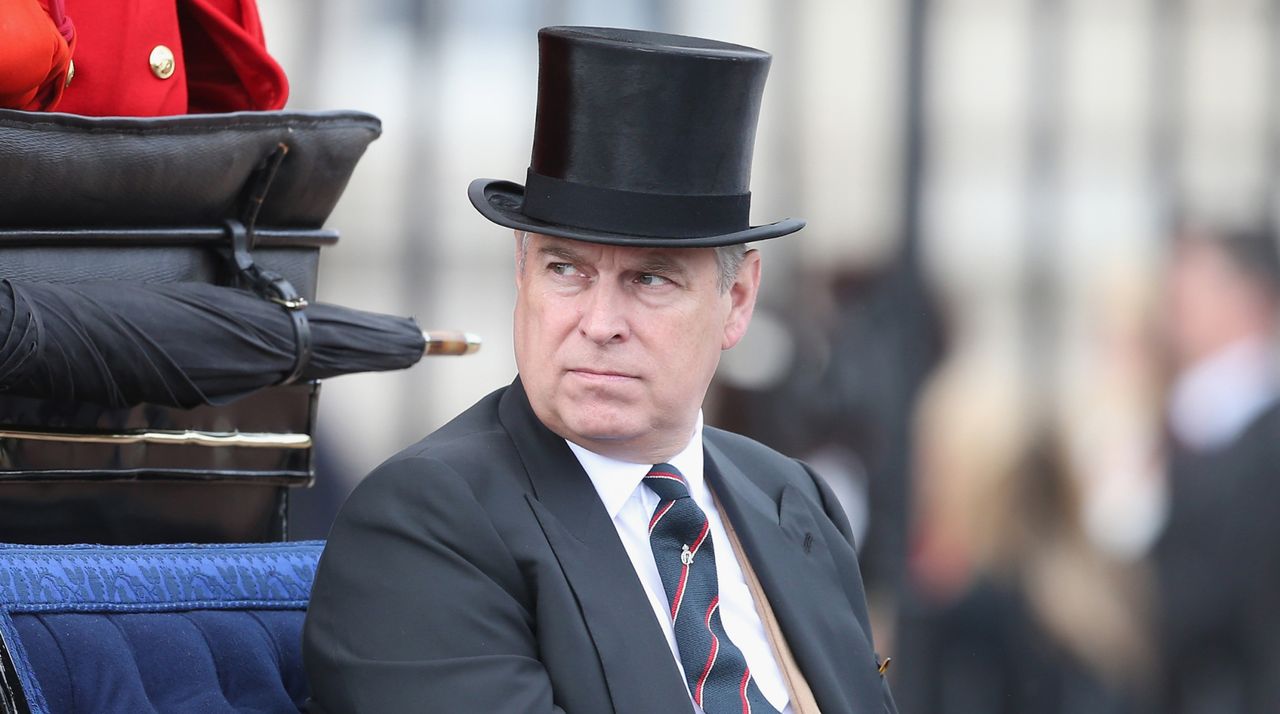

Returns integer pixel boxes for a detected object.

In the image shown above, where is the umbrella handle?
[422,331,481,356]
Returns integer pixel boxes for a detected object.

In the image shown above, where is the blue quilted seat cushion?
[0,541,323,714]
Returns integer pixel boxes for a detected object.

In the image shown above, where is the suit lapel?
[704,438,884,714]
[498,381,692,714]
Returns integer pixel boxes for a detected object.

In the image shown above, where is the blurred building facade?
[260,0,1280,480]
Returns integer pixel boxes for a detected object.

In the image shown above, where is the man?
[304,26,896,714]
[1155,224,1280,714]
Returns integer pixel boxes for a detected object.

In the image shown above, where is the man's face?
[514,232,760,463]
[1165,237,1275,367]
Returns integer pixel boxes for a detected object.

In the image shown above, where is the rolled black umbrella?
[0,279,474,409]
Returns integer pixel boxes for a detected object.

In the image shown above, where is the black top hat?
[469,26,804,247]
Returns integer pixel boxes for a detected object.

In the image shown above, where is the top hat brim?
[469,179,804,248]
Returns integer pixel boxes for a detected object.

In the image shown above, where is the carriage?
[0,108,459,713]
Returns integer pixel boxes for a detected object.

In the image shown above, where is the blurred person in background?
[895,348,1153,714]
[709,263,946,660]
[1153,222,1280,714]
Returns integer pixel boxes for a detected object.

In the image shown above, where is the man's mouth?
[566,368,638,382]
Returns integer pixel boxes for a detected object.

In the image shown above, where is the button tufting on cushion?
[0,541,323,714]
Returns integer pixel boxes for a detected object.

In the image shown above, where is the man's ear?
[722,250,761,350]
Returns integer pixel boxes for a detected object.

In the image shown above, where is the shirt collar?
[567,412,705,519]
[1168,336,1280,451]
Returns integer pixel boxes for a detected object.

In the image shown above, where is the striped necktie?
[644,463,781,714]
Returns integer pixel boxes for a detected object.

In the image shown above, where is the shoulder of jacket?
[704,425,795,465]
[356,386,521,492]
[703,425,819,492]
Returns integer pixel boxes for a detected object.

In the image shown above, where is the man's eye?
[635,274,672,287]
[549,262,579,276]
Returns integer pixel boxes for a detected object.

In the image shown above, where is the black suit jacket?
[1155,400,1280,714]
[304,379,896,713]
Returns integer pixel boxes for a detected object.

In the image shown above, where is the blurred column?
[867,0,934,606]
[398,0,446,446]
[1056,0,1161,380]
[1178,0,1272,222]
[418,1,540,439]
[793,0,906,272]
[1022,0,1065,398]
[1268,0,1280,220]
[1150,0,1184,221]
[920,0,1032,343]
[1057,0,1168,562]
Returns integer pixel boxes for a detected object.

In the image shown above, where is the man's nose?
[578,282,629,344]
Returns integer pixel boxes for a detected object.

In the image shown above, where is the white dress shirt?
[1168,336,1280,452]
[566,413,793,714]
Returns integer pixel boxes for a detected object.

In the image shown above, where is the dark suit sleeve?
[799,460,900,714]
[303,456,566,713]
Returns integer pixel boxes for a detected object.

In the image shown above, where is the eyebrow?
[536,243,691,278]
[633,254,688,277]
[537,245,585,263]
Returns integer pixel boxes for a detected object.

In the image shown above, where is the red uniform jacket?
[1,0,287,115]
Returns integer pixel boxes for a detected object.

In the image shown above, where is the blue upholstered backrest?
[0,542,323,714]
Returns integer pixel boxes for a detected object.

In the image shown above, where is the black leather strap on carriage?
[223,219,312,386]
[240,143,290,235]
[221,143,312,386]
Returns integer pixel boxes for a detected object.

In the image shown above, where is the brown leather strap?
[715,493,823,714]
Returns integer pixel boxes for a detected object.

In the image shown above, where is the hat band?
[522,169,751,238]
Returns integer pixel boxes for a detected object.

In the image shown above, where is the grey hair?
[712,243,749,293]
[517,230,747,294]
[517,230,532,273]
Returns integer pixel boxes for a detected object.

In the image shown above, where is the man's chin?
[561,415,642,445]
[558,375,643,408]
[556,405,648,443]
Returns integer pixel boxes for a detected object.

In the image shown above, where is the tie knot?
[644,463,690,501]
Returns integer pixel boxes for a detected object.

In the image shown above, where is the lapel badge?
[877,656,892,676]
